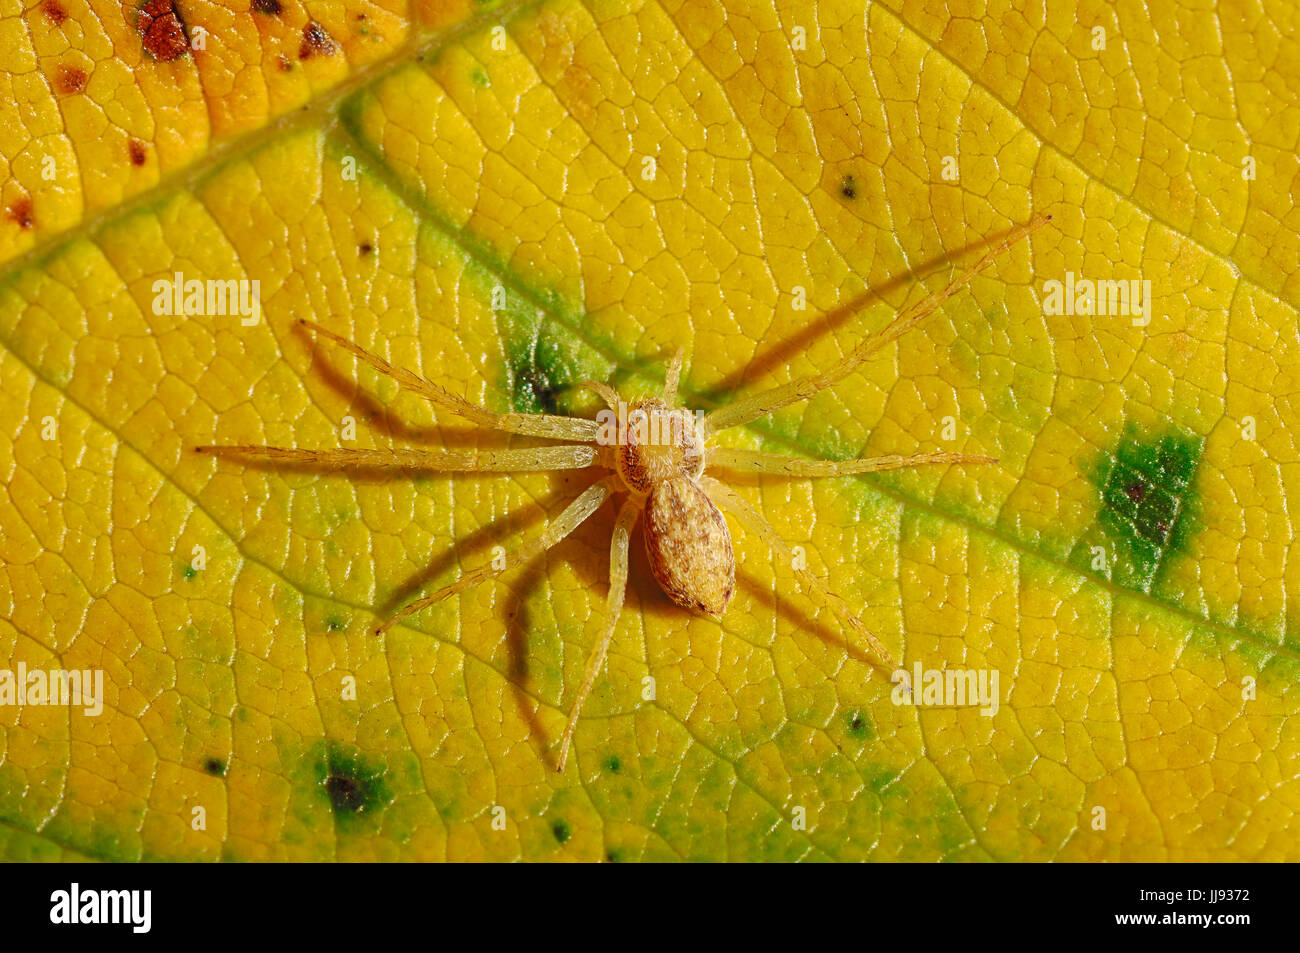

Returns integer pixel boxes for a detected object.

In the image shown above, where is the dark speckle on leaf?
[42,0,68,24]
[847,710,873,739]
[359,241,373,255]
[839,174,857,200]
[299,20,337,59]
[137,0,190,62]
[518,366,560,414]
[204,758,226,776]
[56,65,87,94]
[129,139,148,166]
[316,742,392,825]
[552,820,571,843]
[604,755,621,773]
[250,0,281,14]
[7,197,34,230]
[326,775,363,813]
[1125,482,1146,502]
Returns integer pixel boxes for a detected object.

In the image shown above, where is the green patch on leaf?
[497,307,593,416]
[1070,425,1204,592]
[315,741,393,828]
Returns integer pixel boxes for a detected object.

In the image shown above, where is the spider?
[197,214,1050,772]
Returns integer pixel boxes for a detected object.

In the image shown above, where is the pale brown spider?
[198,215,1049,771]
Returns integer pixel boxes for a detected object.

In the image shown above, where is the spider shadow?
[218,320,617,762]
[289,321,530,450]
[714,469,899,675]
[733,567,890,675]
[589,531,895,708]
[375,471,614,762]
[696,225,1023,404]
[499,559,553,750]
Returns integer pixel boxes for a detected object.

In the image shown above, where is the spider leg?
[701,476,911,695]
[707,448,995,477]
[662,347,686,405]
[298,319,599,442]
[703,215,1051,435]
[376,477,616,635]
[556,497,639,773]
[581,380,621,411]
[195,444,599,472]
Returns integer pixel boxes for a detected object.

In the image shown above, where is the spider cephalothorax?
[612,397,706,492]
[601,395,733,616]
[197,215,1050,771]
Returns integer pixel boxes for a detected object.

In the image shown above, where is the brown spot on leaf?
[137,0,190,63]
[1125,482,1146,502]
[7,197,34,230]
[129,139,148,165]
[324,774,363,812]
[43,0,68,25]
[358,241,373,255]
[250,0,281,14]
[536,12,600,123]
[839,175,857,200]
[56,64,87,94]
[298,20,336,59]
[276,54,292,71]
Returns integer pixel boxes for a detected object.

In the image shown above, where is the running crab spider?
[197,214,1050,772]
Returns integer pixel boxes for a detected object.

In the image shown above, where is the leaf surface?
[1,0,1298,860]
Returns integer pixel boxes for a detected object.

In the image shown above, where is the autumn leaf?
[1,0,1298,861]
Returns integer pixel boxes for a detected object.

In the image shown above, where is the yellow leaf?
[1,0,1297,861]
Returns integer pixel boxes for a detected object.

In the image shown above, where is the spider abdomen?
[643,476,735,617]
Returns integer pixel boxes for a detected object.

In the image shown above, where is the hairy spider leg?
[704,215,1051,436]
[298,318,600,443]
[376,477,616,636]
[556,497,639,772]
[707,448,996,476]
[581,380,621,412]
[194,445,600,471]
[662,348,686,405]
